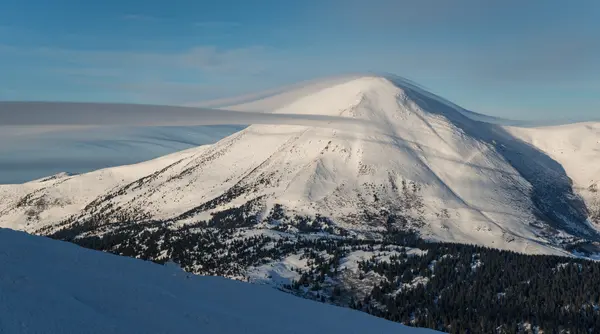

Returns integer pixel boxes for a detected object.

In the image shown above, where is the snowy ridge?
[1,75,599,257]
[0,228,435,334]
[506,122,600,233]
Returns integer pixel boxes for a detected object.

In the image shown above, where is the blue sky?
[1,0,599,122]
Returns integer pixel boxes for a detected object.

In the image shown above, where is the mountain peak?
[1,74,599,258]
[218,75,405,116]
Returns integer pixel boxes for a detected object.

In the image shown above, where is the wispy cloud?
[0,42,300,103]
[48,68,124,79]
[0,101,374,130]
[102,81,233,105]
[0,44,281,74]
[119,14,241,31]
[121,14,162,22]
[193,21,241,29]
[120,15,241,31]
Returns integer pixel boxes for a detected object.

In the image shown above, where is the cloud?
[0,43,288,80]
[0,102,375,131]
[0,42,303,103]
[0,44,279,74]
[121,14,162,22]
[193,21,241,29]
[48,68,124,79]
[178,46,276,74]
[104,81,232,105]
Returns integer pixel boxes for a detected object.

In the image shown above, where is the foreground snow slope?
[0,228,435,334]
[1,75,599,257]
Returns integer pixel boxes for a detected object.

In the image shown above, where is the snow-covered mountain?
[0,227,435,334]
[1,75,599,257]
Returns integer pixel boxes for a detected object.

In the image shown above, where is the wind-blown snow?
[1,74,599,257]
[0,228,435,334]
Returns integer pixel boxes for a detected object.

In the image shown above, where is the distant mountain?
[1,75,598,256]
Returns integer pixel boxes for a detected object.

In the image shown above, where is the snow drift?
[0,228,435,333]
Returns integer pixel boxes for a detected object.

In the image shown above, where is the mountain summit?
[1,75,599,256]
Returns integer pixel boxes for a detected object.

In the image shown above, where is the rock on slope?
[0,75,599,256]
[0,228,436,334]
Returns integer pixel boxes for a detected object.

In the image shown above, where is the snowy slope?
[195,74,364,111]
[0,146,204,231]
[0,228,435,334]
[1,75,599,257]
[507,122,600,230]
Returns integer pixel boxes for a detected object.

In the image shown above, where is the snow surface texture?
[0,228,435,334]
[1,75,599,256]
